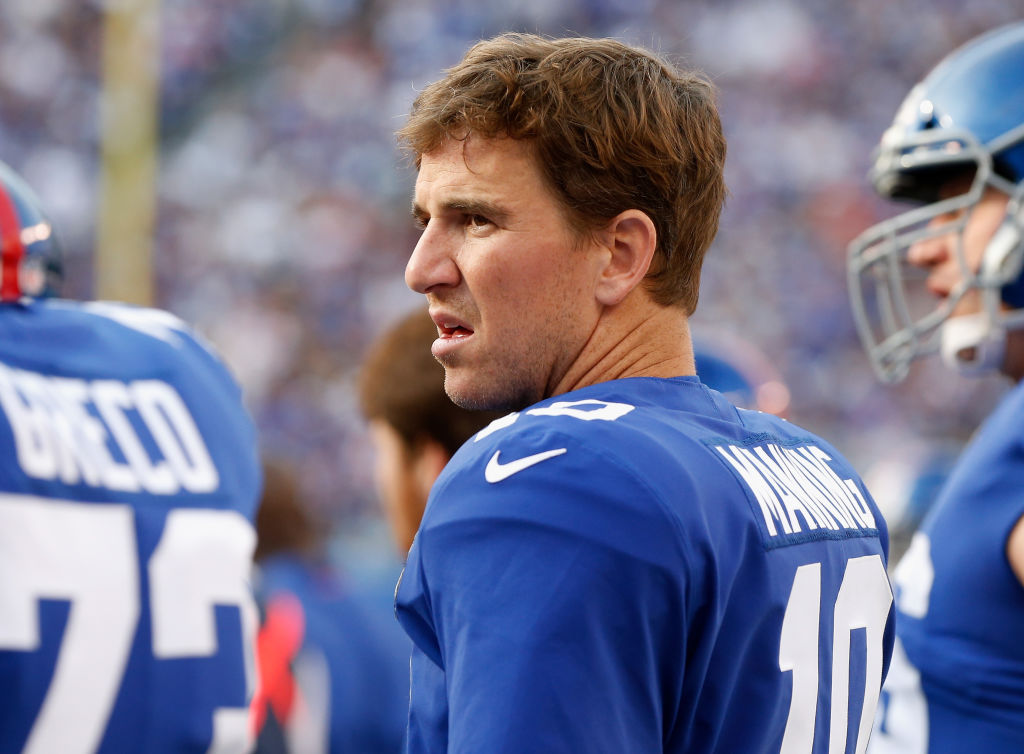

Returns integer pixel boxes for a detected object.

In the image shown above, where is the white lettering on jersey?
[0,363,218,495]
[867,635,928,754]
[473,412,521,442]
[527,399,635,422]
[473,399,636,443]
[715,442,875,538]
[891,532,933,619]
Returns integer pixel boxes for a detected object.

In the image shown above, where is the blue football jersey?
[253,554,409,754]
[0,299,262,754]
[396,376,895,754]
[869,381,1024,754]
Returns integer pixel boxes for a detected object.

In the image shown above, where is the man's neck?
[550,291,695,397]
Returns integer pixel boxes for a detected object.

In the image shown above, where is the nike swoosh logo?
[484,448,567,483]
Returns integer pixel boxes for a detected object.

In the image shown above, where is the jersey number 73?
[0,495,257,754]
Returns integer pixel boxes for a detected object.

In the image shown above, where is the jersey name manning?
[396,376,895,754]
[0,299,262,754]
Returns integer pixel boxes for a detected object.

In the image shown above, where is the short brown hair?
[358,307,502,455]
[254,457,318,561]
[397,33,727,312]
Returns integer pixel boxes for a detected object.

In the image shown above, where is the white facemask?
[939,312,1007,375]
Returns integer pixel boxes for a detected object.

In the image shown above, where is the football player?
[395,33,895,753]
[847,21,1024,753]
[0,161,263,753]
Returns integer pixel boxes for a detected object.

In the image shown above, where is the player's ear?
[594,209,657,306]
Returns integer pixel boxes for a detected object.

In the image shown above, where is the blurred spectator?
[252,457,409,754]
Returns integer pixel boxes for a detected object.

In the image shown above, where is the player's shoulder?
[442,377,801,487]
[979,377,1024,442]
[42,299,211,355]
[447,384,670,480]
[0,299,257,498]
[418,387,684,561]
[433,377,879,550]
[449,376,828,482]
[0,299,236,387]
[426,380,744,553]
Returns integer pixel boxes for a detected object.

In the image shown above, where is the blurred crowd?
[0,0,1018,539]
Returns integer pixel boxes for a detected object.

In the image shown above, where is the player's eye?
[467,214,492,229]
[413,215,429,230]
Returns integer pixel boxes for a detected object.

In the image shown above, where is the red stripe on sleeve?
[0,184,25,300]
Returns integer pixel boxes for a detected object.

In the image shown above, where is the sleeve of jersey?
[172,328,262,518]
[401,442,689,754]
[174,328,249,405]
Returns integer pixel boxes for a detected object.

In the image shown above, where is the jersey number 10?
[779,554,892,754]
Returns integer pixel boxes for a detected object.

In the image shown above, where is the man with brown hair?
[395,33,895,753]
[358,306,502,555]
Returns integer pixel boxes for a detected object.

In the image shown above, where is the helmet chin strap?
[940,312,1006,375]
[939,191,1024,376]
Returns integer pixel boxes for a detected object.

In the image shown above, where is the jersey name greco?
[0,299,262,754]
[869,381,1024,754]
[395,376,895,754]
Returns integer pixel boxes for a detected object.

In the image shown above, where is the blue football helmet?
[0,160,62,302]
[847,22,1024,382]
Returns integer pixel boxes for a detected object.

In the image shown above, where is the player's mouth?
[439,322,474,339]
[430,312,475,358]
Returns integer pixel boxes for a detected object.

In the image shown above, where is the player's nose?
[907,223,962,299]
[406,224,460,294]
[907,227,951,270]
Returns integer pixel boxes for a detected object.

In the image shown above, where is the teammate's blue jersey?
[0,299,262,754]
[869,381,1024,754]
[253,554,409,754]
[396,376,895,754]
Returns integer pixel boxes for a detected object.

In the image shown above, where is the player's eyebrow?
[411,197,510,224]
